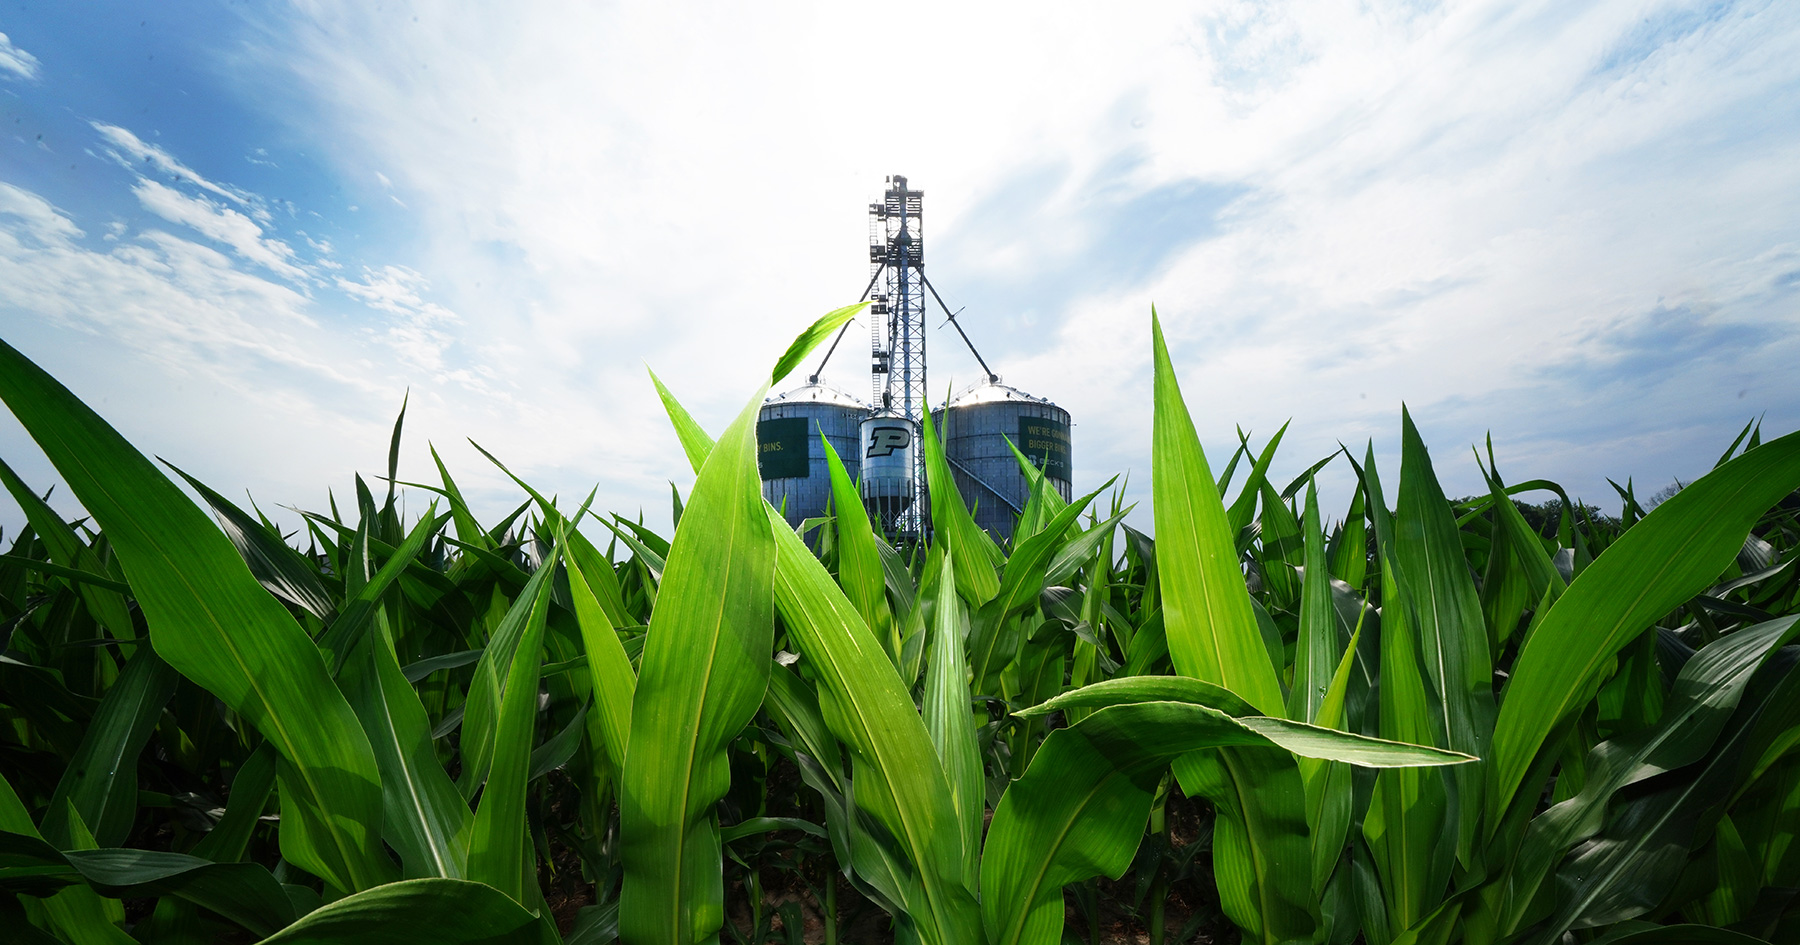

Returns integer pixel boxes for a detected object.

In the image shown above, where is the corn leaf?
[921,549,983,892]
[617,385,776,945]
[1150,311,1285,716]
[250,878,550,945]
[1490,428,1800,824]
[0,337,393,892]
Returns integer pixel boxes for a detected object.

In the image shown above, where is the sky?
[2,0,1797,543]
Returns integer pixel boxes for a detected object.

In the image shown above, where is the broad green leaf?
[1150,311,1285,716]
[430,444,488,549]
[1490,428,1800,823]
[564,522,637,777]
[0,774,136,945]
[969,484,1102,686]
[344,612,472,880]
[0,831,296,937]
[468,552,557,902]
[251,878,550,945]
[618,384,776,945]
[921,549,983,892]
[190,742,278,863]
[167,462,336,621]
[921,402,1002,604]
[40,642,177,848]
[1364,551,1456,938]
[770,302,870,386]
[825,435,897,666]
[1225,422,1290,538]
[1532,653,1800,942]
[318,511,446,673]
[0,337,393,892]
[1289,481,1337,724]
[0,454,135,641]
[1503,615,1800,937]
[1394,409,1493,863]
[458,561,557,798]
[649,379,980,944]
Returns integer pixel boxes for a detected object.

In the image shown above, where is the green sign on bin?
[756,417,811,481]
[1017,416,1071,480]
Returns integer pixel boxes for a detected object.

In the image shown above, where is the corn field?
[2,305,1798,945]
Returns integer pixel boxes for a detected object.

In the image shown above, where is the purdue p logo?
[866,426,912,458]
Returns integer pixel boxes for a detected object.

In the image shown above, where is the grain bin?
[758,382,869,531]
[859,413,918,535]
[933,380,1072,542]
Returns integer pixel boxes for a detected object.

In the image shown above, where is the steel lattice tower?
[868,175,927,534]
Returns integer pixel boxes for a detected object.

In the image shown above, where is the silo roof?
[944,379,1059,409]
[764,381,870,410]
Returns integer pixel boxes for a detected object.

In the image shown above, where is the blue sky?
[2,0,1798,540]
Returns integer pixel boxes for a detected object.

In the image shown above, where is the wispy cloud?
[4,0,1798,540]
[0,31,39,81]
[337,265,459,371]
[93,121,261,214]
[132,178,306,280]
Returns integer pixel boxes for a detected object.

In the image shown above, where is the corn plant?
[2,301,1798,945]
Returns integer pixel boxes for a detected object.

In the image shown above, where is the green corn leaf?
[921,402,1002,604]
[250,878,551,945]
[770,302,870,386]
[0,831,297,938]
[190,742,278,863]
[167,462,336,621]
[40,642,178,849]
[458,560,557,799]
[1043,505,1133,589]
[320,510,447,673]
[1289,481,1337,724]
[825,435,897,667]
[1394,408,1493,864]
[1490,428,1800,825]
[466,551,557,902]
[1502,614,1800,937]
[1478,465,1565,656]
[650,376,978,944]
[617,383,775,945]
[0,454,136,642]
[1225,422,1290,539]
[430,444,488,549]
[0,337,394,892]
[1532,651,1800,942]
[968,484,1102,687]
[343,611,472,880]
[1302,622,1363,896]
[1150,310,1285,716]
[921,548,983,892]
[1328,474,1368,589]
[1020,674,1258,719]
[985,699,1468,945]
[563,522,637,777]
[1364,549,1456,937]
[0,773,136,945]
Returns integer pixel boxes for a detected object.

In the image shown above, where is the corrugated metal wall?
[757,384,867,532]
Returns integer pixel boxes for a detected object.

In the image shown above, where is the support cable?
[808,265,887,383]
[920,272,997,383]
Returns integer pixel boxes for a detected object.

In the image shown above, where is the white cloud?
[131,178,307,280]
[93,122,260,212]
[239,0,1798,521]
[8,1,1799,540]
[337,265,459,371]
[0,31,39,81]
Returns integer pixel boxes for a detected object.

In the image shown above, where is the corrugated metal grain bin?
[757,382,869,532]
[933,381,1072,542]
